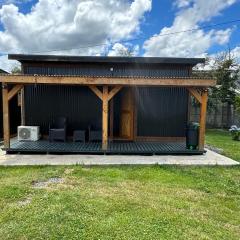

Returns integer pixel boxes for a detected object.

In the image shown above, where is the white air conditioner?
[18,126,40,141]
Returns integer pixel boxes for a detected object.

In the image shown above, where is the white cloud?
[232,46,240,62]
[0,0,151,70]
[174,0,193,8]
[0,54,19,72]
[144,0,237,57]
[108,43,139,56]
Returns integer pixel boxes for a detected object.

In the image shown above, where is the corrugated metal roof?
[9,54,205,65]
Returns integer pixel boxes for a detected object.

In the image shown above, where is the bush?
[229,125,240,141]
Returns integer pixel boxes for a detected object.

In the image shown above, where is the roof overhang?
[8,54,205,65]
[0,74,216,87]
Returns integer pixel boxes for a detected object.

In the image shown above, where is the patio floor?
[0,148,238,166]
[4,139,204,155]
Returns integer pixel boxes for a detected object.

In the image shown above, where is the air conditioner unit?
[18,126,40,141]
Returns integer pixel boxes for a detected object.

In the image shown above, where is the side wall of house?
[24,85,102,135]
[22,62,190,138]
[135,87,188,137]
[22,62,192,77]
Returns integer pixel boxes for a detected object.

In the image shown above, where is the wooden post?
[2,84,10,148]
[102,86,109,150]
[109,99,114,141]
[89,85,122,150]
[199,89,208,150]
[20,88,25,125]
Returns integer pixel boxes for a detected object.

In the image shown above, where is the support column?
[89,85,122,151]
[2,84,10,148]
[199,89,208,151]
[20,88,25,125]
[109,99,114,140]
[102,86,108,150]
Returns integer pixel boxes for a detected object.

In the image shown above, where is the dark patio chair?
[49,117,67,142]
[88,123,102,142]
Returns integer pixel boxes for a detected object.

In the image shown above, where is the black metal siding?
[135,87,188,137]
[23,63,189,138]
[23,63,191,78]
[24,85,102,135]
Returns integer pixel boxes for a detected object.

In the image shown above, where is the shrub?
[229,125,240,141]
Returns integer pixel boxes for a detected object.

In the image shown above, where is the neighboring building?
[0,69,8,74]
[0,54,216,154]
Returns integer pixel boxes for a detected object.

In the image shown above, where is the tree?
[11,66,21,74]
[235,95,240,115]
[107,43,137,57]
[209,51,239,127]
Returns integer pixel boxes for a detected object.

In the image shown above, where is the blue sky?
[0,0,240,70]
[142,0,240,55]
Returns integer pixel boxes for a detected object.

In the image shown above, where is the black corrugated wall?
[135,87,188,137]
[24,85,102,135]
[23,62,191,78]
[23,62,189,138]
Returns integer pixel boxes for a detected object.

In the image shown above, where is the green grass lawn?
[0,165,240,240]
[0,129,239,239]
[206,129,240,161]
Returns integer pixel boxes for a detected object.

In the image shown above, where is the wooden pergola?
[0,74,216,151]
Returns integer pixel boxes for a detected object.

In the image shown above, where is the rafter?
[89,86,103,100]
[8,84,23,101]
[108,86,122,101]
[187,87,203,103]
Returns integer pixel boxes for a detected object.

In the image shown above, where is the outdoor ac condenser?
[18,126,40,141]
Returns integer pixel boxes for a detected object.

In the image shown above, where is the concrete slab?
[0,149,238,166]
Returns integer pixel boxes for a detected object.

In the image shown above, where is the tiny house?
[0,55,216,154]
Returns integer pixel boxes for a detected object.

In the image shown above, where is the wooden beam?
[2,84,10,148]
[0,75,216,87]
[89,86,103,100]
[108,86,122,101]
[20,87,25,125]
[109,99,114,140]
[102,86,109,150]
[8,84,23,101]
[187,88,202,103]
[199,90,208,150]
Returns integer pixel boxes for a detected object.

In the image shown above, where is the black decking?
[5,140,204,155]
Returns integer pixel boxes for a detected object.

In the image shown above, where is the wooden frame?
[109,99,114,140]
[187,88,202,103]
[2,83,23,148]
[187,87,208,151]
[199,90,208,150]
[20,87,25,125]
[1,74,213,151]
[89,85,123,149]
[2,86,10,148]
[0,75,216,87]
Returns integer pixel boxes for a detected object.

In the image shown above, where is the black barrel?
[186,122,199,150]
